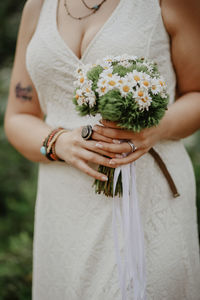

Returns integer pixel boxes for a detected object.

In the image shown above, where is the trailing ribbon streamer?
[112,163,146,300]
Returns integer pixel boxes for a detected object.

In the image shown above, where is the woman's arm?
[4,0,118,180]
[160,0,200,139]
[4,0,50,163]
[92,0,200,165]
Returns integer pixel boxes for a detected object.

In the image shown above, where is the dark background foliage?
[0,1,199,300]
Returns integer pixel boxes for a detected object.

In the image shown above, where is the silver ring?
[81,125,93,140]
[127,140,137,152]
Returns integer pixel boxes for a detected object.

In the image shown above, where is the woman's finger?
[92,140,135,154]
[74,159,109,181]
[108,149,146,166]
[100,119,120,129]
[76,147,118,168]
[80,139,124,158]
[91,131,113,143]
[93,125,133,140]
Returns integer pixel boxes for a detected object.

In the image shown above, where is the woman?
[4,0,200,299]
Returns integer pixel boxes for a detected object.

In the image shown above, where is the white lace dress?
[26,0,200,299]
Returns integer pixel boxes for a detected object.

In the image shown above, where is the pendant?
[93,4,100,10]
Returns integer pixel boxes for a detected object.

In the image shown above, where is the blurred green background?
[0,1,199,299]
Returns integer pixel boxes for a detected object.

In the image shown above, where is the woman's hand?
[54,126,120,181]
[93,119,166,166]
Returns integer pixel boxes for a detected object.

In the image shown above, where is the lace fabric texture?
[26,0,200,299]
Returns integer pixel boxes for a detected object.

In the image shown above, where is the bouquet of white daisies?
[73,55,169,197]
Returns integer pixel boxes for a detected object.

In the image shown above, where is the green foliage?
[0,13,37,297]
[0,0,26,66]
[98,90,124,121]
[0,74,37,299]
[186,132,200,242]
[87,65,104,90]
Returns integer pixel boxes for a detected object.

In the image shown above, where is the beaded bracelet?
[40,128,68,162]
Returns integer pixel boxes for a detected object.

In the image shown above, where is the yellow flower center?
[75,94,79,100]
[108,80,116,86]
[86,88,90,92]
[101,87,106,93]
[123,85,130,93]
[138,90,144,97]
[134,75,140,82]
[119,79,123,84]
[143,80,149,87]
[80,77,84,83]
[102,80,106,84]
[152,85,156,90]
[108,73,113,77]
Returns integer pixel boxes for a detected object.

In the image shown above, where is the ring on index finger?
[81,125,93,140]
[127,140,137,152]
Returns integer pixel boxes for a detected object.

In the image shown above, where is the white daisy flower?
[136,95,152,111]
[82,81,92,95]
[106,73,121,90]
[133,88,152,110]
[151,78,162,94]
[87,95,96,108]
[160,91,168,99]
[122,73,137,89]
[77,96,87,106]
[158,77,167,89]
[103,56,114,64]
[151,77,167,95]
[99,67,114,79]
[119,81,133,97]
[118,60,132,68]
[75,88,83,100]
[140,74,152,90]
[129,55,138,62]
[130,70,144,85]
[75,89,88,106]
[97,77,109,96]
[74,65,84,76]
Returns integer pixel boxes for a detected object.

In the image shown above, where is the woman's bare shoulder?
[161,0,200,36]
[20,0,45,40]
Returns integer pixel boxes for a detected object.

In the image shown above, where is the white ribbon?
[112,163,146,300]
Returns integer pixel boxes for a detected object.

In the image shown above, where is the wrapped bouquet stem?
[73,55,169,300]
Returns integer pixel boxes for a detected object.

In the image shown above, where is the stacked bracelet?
[40,128,68,161]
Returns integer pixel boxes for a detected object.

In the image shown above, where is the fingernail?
[115,154,123,158]
[96,143,103,148]
[109,160,116,165]
[113,139,121,144]
[102,176,108,181]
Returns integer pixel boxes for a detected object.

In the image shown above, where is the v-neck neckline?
[55,0,125,63]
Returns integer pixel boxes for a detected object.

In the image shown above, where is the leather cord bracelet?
[149,147,180,198]
[40,128,68,162]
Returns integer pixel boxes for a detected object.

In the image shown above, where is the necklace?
[64,0,107,20]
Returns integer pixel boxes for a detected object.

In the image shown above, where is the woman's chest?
[57,0,121,60]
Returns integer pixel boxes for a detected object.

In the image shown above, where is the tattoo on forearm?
[15,82,33,101]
